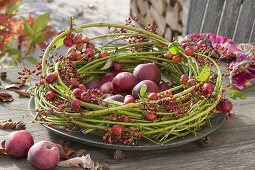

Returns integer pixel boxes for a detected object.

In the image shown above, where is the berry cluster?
[102,126,143,145]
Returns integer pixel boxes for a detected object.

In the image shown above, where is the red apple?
[5,130,34,158]
[27,141,60,170]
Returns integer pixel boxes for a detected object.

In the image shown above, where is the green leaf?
[24,22,33,38]
[26,56,38,65]
[168,42,179,55]
[197,64,211,82]
[6,48,22,62]
[32,13,50,33]
[229,90,246,100]
[53,37,64,49]
[34,34,45,43]
[140,84,148,98]
[100,59,112,70]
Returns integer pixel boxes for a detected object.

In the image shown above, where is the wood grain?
[201,0,225,34]
[218,0,243,39]
[186,0,207,34]
[234,0,255,43]
[0,67,255,170]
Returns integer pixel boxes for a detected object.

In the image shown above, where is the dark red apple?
[132,80,159,99]
[112,72,138,93]
[5,130,34,158]
[27,141,60,170]
[104,94,125,102]
[100,73,115,85]
[133,63,161,84]
[86,80,100,90]
[100,82,113,93]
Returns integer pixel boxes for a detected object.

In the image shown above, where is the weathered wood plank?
[234,0,255,43]
[218,0,242,39]
[251,21,255,42]
[186,0,207,34]
[201,0,225,34]
[1,66,255,170]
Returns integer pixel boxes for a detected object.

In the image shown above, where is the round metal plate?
[29,97,226,151]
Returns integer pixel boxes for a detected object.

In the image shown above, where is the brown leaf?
[0,119,26,130]
[113,150,125,160]
[5,81,25,90]
[0,71,7,80]
[0,92,14,102]
[1,140,5,148]
[76,149,86,157]
[63,145,74,157]
[59,139,74,157]
[13,90,30,97]
[0,148,6,155]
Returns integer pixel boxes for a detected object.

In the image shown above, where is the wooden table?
[1,66,255,170]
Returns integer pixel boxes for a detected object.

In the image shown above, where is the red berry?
[144,112,157,121]
[111,62,122,73]
[45,91,55,101]
[83,37,90,43]
[86,43,95,49]
[72,53,82,61]
[78,84,86,91]
[80,92,92,102]
[172,55,182,64]
[84,48,94,58]
[148,93,158,100]
[67,32,74,39]
[111,125,125,136]
[45,72,57,84]
[99,50,110,58]
[180,74,189,84]
[124,95,135,104]
[63,38,73,47]
[71,99,80,110]
[187,79,196,86]
[121,115,130,122]
[216,99,233,112]
[165,52,173,59]
[70,78,79,87]
[72,35,83,44]
[72,88,82,98]
[202,83,214,96]
[184,47,193,56]
[75,44,83,51]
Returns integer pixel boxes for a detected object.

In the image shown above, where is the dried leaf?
[57,154,94,169]
[113,150,125,160]
[97,163,110,170]
[0,72,7,80]
[0,92,14,102]
[0,119,26,130]
[59,139,74,157]
[13,90,30,97]
[76,149,87,157]
[63,145,74,157]
[56,144,69,159]
[0,148,6,155]
[1,140,5,148]
[5,81,25,90]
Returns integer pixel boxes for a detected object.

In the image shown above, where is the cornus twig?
[30,22,235,146]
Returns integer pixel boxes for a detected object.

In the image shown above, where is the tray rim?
[29,96,226,151]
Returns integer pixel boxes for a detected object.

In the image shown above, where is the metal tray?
[29,97,226,151]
